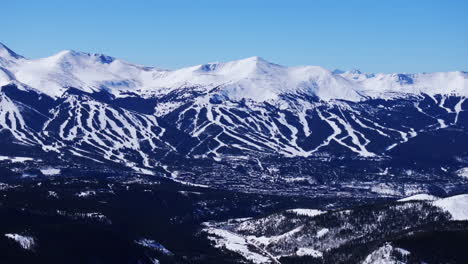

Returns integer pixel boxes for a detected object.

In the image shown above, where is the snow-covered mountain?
[1,42,468,195]
[0,45,161,98]
[1,42,466,101]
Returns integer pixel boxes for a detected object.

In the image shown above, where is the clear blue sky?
[1,0,467,73]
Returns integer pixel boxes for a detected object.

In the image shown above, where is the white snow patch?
[205,228,271,263]
[171,178,209,188]
[456,168,468,179]
[362,243,410,264]
[370,184,401,196]
[287,209,325,217]
[77,190,96,197]
[316,228,329,238]
[48,191,59,198]
[246,225,304,246]
[377,167,389,176]
[40,168,61,176]
[433,194,468,221]
[4,234,35,250]
[283,177,309,183]
[398,194,438,202]
[149,258,160,264]
[0,156,34,162]
[296,247,323,258]
[133,167,155,175]
[154,101,184,116]
[0,183,16,190]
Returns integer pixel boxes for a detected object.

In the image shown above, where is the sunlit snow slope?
[0,42,467,171]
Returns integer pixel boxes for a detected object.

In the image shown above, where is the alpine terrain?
[0,42,467,264]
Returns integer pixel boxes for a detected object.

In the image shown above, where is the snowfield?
[1,42,468,174]
[0,42,467,102]
[397,193,468,221]
[432,194,468,221]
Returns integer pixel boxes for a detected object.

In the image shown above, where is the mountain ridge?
[0,42,466,102]
[0,42,468,196]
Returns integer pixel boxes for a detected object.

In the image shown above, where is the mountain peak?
[0,42,24,60]
[55,49,81,56]
[47,49,85,61]
[49,49,116,65]
[332,69,345,74]
[348,69,362,74]
[1,42,467,101]
[194,56,282,76]
[226,56,285,75]
[239,56,280,67]
[243,56,266,62]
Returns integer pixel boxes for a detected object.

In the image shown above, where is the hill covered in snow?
[0,42,466,102]
[1,42,468,197]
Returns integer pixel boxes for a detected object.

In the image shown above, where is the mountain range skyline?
[2,41,467,75]
[1,41,467,105]
[2,1,467,73]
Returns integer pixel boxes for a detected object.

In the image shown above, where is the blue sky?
[1,0,467,72]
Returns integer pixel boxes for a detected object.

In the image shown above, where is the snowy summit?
[0,42,466,102]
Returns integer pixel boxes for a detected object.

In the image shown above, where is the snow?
[8,49,160,98]
[433,194,468,221]
[456,168,468,179]
[370,183,401,196]
[0,93,39,145]
[135,239,173,255]
[283,177,308,183]
[40,168,61,176]
[1,42,466,102]
[205,228,271,263]
[147,57,364,102]
[154,101,184,116]
[316,228,329,238]
[77,190,96,197]
[0,42,25,67]
[287,209,325,217]
[296,247,323,258]
[0,183,16,190]
[398,194,468,221]
[0,68,14,86]
[4,233,35,250]
[133,167,155,175]
[1,42,468,168]
[246,225,304,246]
[362,243,410,264]
[354,72,468,100]
[171,178,210,188]
[0,156,34,162]
[48,191,59,198]
[398,194,439,202]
